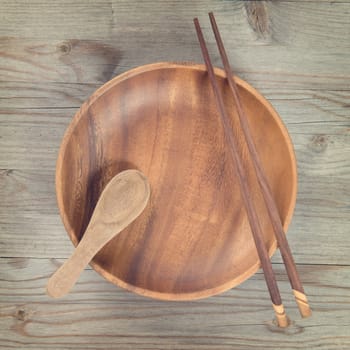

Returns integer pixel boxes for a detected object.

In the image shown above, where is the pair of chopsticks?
[194,13,311,327]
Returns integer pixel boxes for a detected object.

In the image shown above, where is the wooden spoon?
[47,169,150,298]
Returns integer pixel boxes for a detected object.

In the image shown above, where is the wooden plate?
[56,62,297,300]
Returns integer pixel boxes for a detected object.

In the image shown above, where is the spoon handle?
[46,232,106,298]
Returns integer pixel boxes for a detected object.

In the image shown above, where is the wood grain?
[0,0,349,348]
[1,257,350,349]
[1,35,349,90]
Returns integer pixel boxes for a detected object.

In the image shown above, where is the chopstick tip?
[293,289,312,318]
[273,303,289,328]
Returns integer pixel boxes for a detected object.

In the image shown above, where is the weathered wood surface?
[1,258,350,349]
[0,0,349,349]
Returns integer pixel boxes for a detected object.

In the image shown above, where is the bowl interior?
[57,63,296,300]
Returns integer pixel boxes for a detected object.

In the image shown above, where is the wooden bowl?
[56,62,297,300]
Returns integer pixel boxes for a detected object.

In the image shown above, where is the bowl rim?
[56,61,298,300]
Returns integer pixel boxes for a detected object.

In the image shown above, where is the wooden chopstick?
[208,12,311,319]
[193,17,289,328]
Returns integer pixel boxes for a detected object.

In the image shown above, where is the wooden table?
[1,1,349,349]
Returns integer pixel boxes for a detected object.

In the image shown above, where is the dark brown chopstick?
[194,17,289,328]
[208,12,311,319]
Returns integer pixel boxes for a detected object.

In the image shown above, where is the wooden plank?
[0,0,113,40]
[1,1,350,89]
[0,257,349,349]
[1,1,349,45]
[1,37,349,90]
[0,81,95,109]
[0,38,122,84]
[0,109,71,170]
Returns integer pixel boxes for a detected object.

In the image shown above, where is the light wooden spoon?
[47,169,150,298]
